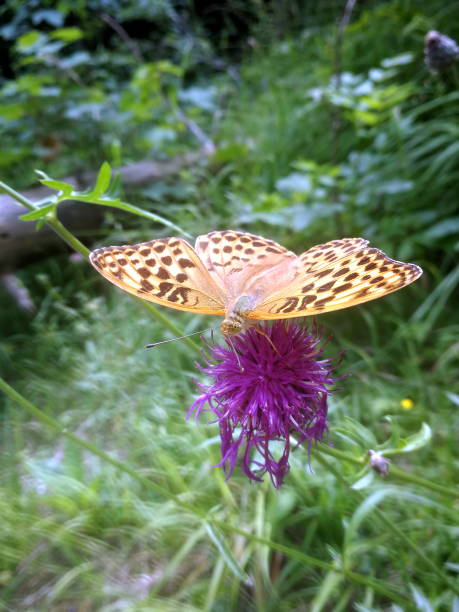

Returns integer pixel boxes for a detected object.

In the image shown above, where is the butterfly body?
[89,230,422,336]
[220,295,259,336]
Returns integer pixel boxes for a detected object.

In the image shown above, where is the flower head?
[424,30,459,73]
[188,321,339,488]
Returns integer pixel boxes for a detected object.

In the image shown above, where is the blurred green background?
[1,1,458,610]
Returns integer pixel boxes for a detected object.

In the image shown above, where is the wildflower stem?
[0,180,89,256]
[49,216,91,257]
[0,180,36,209]
[316,442,459,499]
[315,453,459,597]
[0,376,171,499]
[0,376,419,604]
[211,521,410,606]
[0,180,200,352]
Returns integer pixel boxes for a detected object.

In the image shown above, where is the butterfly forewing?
[299,237,369,272]
[251,247,422,319]
[89,238,225,314]
[90,231,422,327]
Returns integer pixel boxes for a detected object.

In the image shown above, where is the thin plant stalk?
[0,179,200,353]
[0,375,412,603]
[315,453,459,597]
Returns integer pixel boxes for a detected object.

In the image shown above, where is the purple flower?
[188,321,339,488]
[424,30,459,73]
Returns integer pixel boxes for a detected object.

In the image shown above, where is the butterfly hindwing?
[250,247,422,319]
[89,238,225,314]
[90,232,422,326]
[195,230,297,289]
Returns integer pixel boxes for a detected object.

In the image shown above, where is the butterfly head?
[221,317,244,336]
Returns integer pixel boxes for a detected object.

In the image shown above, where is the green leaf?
[0,104,25,121]
[381,53,414,68]
[92,162,111,196]
[211,143,249,164]
[344,487,434,551]
[40,179,73,196]
[16,30,42,50]
[32,9,63,28]
[36,217,48,230]
[421,217,459,241]
[351,471,375,490]
[409,584,434,612]
[397,423,432,454]
[75,196,191,238]
[204,523,251,584]
[19,204,56,221]
[50,27,83,42]
[333,417,378,449]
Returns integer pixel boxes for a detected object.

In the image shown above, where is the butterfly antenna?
[226,335,244,372]
[145,328,213,348]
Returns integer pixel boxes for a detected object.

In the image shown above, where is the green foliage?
[18,164,191,238]
[1,0,459,610]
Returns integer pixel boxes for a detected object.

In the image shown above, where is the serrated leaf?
[92,162,111,196]
[20,203,56,220]
[40,179,73,195]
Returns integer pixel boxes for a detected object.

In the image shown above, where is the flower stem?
[212,521,410,606]
[0,376,422,604]
[49,216,90,257]
[0,180,200,353]
[316,441,459,499]
[0,180,36,209]
[0,376,171,498]
[315,453,459,597]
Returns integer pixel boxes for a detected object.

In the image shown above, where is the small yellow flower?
[400,398,414,411]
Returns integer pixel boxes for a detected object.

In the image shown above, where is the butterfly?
[89,230,422,336]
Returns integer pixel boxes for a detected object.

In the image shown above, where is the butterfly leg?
[251,323,281,356]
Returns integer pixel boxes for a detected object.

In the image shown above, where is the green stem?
[0,377,171,497]
[0,377,423,604]
[49,216,90,257]
[0,180,200,352]
[315,453,459,597]
[0,180,36,210]
[212,521,409,606]
[316,442,459,499]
